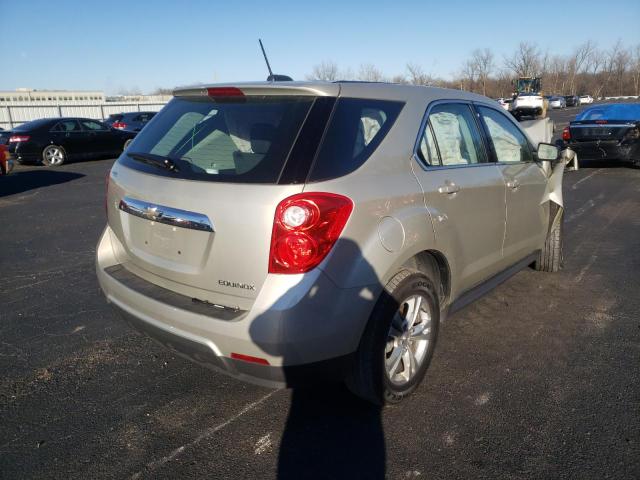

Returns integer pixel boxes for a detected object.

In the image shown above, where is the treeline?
[307,40,640,99]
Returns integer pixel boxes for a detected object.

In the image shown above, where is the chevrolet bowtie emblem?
[144,206,162,220]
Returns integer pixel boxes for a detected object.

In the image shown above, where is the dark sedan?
[7,117,136,166]
[564,95,580,107]
[105,111,156,132]
[562,103,640,166]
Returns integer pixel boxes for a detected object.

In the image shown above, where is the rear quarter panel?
[306,91,437,292]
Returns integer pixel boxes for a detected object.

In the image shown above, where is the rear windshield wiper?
[127,152,179,172]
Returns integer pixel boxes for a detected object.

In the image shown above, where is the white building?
[0,88,105,105]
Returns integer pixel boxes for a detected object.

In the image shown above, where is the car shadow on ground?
[249,239,391,479]
[0,170,85,197]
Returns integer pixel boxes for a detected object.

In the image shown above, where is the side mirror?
[537,143,559,161]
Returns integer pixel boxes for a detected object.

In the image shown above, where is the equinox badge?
[218,280,256,291]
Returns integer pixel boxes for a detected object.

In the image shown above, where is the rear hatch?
[106,84,339,311]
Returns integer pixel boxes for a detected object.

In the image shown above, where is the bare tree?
[504,42,541,77]
[612,43,631,95]
[307,60,340,81]
[152,87,174,95]
[117,86,142,96]
[390,74,409,84]
[357,63,385,82]
[406,63,435,85]
[304,40,640,98]
[471,48,494,96]
[566,40,597,94]
[460,59,478,92]
[631,44,640,96]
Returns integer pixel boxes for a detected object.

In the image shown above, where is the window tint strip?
[278,96,336,185]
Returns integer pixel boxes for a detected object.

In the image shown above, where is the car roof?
[173,81,496,106]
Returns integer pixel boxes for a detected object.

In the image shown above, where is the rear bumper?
[8,143,41,163]
[567,141,638,162]
[96,226,376,388]
[512,106,543,115]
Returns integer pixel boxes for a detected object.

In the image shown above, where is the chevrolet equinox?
[97,82,564,404]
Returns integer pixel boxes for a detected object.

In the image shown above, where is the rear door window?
[121,96,315,183]
[308,98,404,181]
[51,120,81,132]
[80,120,109,131]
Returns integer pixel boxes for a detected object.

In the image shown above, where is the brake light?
[269,193,353,274]
[595,120,608,124]
[562,126,571,141]
[112,121,127,129]
[9,135,30,143]
[207,87,244,97]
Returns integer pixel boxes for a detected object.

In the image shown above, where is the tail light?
[9,135,30,143]
[112,121,127,129]
[562,126,571,141]
[269,192,353,274]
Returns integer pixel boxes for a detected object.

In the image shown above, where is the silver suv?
[97,82,564,404]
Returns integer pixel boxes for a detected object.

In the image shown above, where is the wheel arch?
[401,249,451,307]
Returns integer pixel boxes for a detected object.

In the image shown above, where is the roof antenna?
[258,39,293,82]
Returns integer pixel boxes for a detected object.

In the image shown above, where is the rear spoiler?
[173,83,340,98]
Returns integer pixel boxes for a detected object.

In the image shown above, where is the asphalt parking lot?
[1,106,639,479]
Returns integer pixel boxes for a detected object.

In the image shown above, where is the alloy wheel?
[385,294,432,386]
[44,147,64,166]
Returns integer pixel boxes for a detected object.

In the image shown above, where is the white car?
[496,98,510,110]
[510,93,545,119]
[579,95,594,105]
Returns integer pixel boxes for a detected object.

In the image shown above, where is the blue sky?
[2,0,639,94]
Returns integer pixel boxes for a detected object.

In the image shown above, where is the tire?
[535,202,564,272]
[123,138,133,151]
[346,269,440,405]
[42,145,66,166]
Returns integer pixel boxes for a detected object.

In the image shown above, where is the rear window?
[120,96,315,183]
[13,118,52,131]
[576,104,640,121]
[108,114,124,121]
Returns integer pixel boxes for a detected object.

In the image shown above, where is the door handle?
[506,179,520,189]
[438,183,460,194]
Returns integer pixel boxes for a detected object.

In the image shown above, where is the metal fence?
[0,101,169,129]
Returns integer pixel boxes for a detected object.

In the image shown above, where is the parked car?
[564,95,580,107]
[548,96,566,109]
[496,98,510,110]
[0,128,11,145]
[579,95,594,105]
[105,112,157,132]
[0,144,14,175]
[7,117,137,166]
[510,92,546,119]
[97,82,564,405]
[562,103,640,166]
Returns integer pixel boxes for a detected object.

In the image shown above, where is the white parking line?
[572,169,601,190]
[129,390,278,479]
